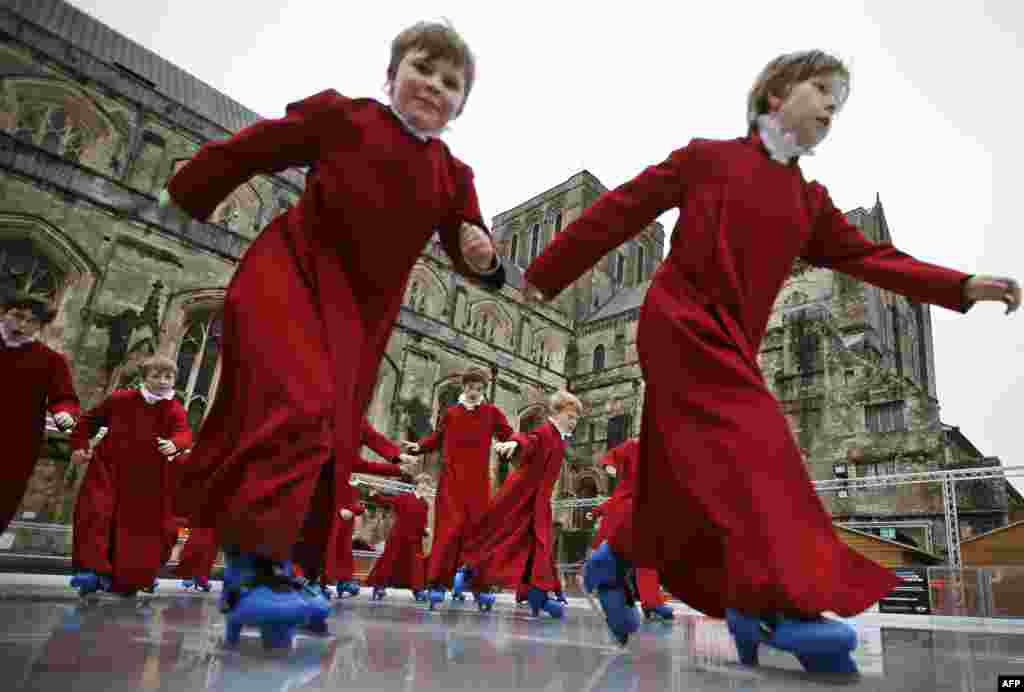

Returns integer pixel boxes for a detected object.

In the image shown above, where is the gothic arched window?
[529,223,541,263]
[614,253,625,285]
[175,311,223,432]
[509,234,519,266]
[636,245,646,283]
[0,237,62,302]
[12,103,86,163]
[592,344,606,372]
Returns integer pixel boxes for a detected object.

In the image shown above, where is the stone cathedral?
[0,0,1016,564]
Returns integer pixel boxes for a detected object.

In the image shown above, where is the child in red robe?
[403,366,513,606]
[177,526,217,592]
[523,50,1020,670]
[454,390,583,618]
[365,473,433,601]
[161,20,504,648]
[587,439,673,621]
[1,293,79,533]
[70,355,193,596]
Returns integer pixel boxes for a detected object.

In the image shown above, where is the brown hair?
[387,20,476,116]
[461,366,490,387]
[747,50,850,125]
[139,354,178,378]
[3,292,57,324]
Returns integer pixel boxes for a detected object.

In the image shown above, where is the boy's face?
[463,381,485,403]
[553,406,580,434]
[770,73,844,148]
[2,307,43,340]
[144,368,175,395]
[392,48,467,131]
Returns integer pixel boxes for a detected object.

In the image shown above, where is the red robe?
[175,527,218,580]
[590,439,666,609]
[169,91,504,565]
[415,402,512,586]
[1,338,79,532]
[461,420,565,592]
[324,455,406,583]
[365,492,429,590]
[525,131,972,618]
[70,389,193,591]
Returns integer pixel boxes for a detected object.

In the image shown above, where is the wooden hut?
[834,525,943,568]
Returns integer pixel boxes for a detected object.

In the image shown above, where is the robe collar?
[387,103,445,142]
[548,417,573,440]
[753,113,816,164]
[458,393,483,411]
[0,321,37,349]
[140,385,175,405]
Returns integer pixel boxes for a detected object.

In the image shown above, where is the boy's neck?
[755,113,816,164]
[387,103,444,142]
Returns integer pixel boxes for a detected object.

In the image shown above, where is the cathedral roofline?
[491,170,606,226]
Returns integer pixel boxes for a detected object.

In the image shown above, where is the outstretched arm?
[524,145,693,301]
[436,163,505,291]
[47,353,80,430]
[359,418,402,462]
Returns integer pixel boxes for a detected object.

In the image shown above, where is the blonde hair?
[746,50,850,125]
[139,354,178,378]
[387,20,476,116]
[548,390,583,415]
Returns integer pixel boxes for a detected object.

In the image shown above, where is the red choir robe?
[323,455,407,584]
[70,389,193,591]
[525,130,973,618]
[590,439,667,609]
[461,420,566,592]
[1,338,79,532]
[168,91,504,566]
[414,401,513,586]
[175,527,218,580]
[364,491,429,590]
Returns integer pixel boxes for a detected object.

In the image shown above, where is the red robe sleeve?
[163,400,194,453]
[359,418,400,462]
[46,351,80,421]
[436,162,505,292]
[372,494,398,510]
[352,456,404,478]
[524,145,694,299]
[351,501,366,516]
[166,90,348,221]
[802,182,972,313]
[415,408,449,454]
[491,406,513,443]
[509,431,540,466]
[68,395,114,452]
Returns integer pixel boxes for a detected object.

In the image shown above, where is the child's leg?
[71,461,116,593]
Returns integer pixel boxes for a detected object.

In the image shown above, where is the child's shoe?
[428,587,446,610]
[452,567,472,600]
[70,570,110,597]
[643,604,675,621]
[527,586,563,619]
[475,591,496,612]
[371,586,386,601]
[581,542,639,646]
[336,580,361,598]
[725,609,859,674]
[555,592,569,605]
[413,589,427,602]
[220,554,307,650]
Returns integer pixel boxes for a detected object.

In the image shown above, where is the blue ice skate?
[527,586,563,619]
[725,610,859,675]
[336,580,361,598]
[293,577,331,636]
[474,591,497,612]
[428,587,446,610]
[555,592,569,605]
[182,576,212,593]
[644,604,675,621]
[413,589,428,602]
[220,554,307,650]
[317,582,332,601]
[452,566,472,600]
[70,570,111,597]
[581,542,640,646]
[371,586,386,601]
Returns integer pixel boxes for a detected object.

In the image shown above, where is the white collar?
[140,384,175,405]
[387,103,444,142]
[458,393,483,411]
[756,113,816,164]
[0,321,37,348]
[548,417,572,440]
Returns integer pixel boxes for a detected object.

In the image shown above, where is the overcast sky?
[69,1,1023,493]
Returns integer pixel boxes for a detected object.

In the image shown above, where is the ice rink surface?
[1,573,1022,691]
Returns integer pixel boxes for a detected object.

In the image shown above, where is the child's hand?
[400,440,420,453]
[965,275,1021,314]
[459,223,496,274]
[52,412,75,431]
[156,437,177,456]
[494,441,518,458]
[70,449,92,464]
[521,281,547,305]
[604,464,617,477]
[339,508,354,520]
[398,453,418,466]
